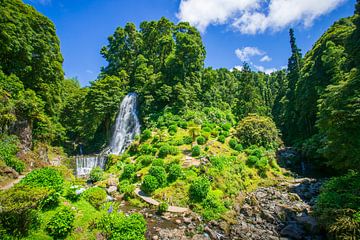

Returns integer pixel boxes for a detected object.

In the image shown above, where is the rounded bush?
[96,212,147,240]
[189,177,210,202]
[217,135,226,143]
[118,180,135,200]
[141,175,159,194]
[247,155,259,166]
[152,158,164,167]
[121,164,136,180]
[89,166,103,182]
[83,187,107,209]
[202,126,212,132]
[158,202,169,214]
[46,207,75,239]
[221,123,232,131]
[234,144,243,152]
[149,166,167,187]
[158,144,178,158]
[137,155,155,167]
[196,136,206,145]
[191,145,201,157]
[236,115,282,149]
[178,121,188,129]
[168,125,178,135]
[167,164,182,182]
[20,167,64,209]
[229,139,238,149]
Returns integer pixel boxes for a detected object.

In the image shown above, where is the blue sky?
[24,0,356,86]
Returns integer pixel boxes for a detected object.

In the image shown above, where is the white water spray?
[109,92,141,155]
[75,93,140,176]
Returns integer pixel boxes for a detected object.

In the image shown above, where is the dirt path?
[0,175,26,190]
[134,188,189,213]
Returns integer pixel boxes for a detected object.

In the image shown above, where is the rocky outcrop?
[210,178,324,240]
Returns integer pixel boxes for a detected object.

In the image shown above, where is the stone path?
[134,188,189,213]
[0,174,26,190]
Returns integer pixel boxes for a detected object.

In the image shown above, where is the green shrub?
[178,121,188,129]
[118,180,135,200]
[158,144,179,158]
[141,175,159,194]
[201,191,226,221]
[210,156,228,170]
[196,136,206,145]
[0,135,25,173]
[46,207,75,239]
[152,158,165,167]
[217,135,225,143]
[168,125,178,135]
[167,164,182,182]
[65,185,82,202]
[20,167,64,209]
[236,115,282,149]
[138,144,155,155]
[229,139,238,149]
[157,202,169,215]
[189,177,210,202]
[0,185,49,237]
[183,136,193,145]
[149,166,167,187]
[137,155,155,167]
[202,126,212,132]
[246,155,259,166]
[221,123,232,131]
[83,187,107,209]
[222,130,230,137]
[121,164,136,181]
[140,130,152,142]
[315,171,360,239]
[204,146,209,151]
[89,166,104,182]
[191,145,201,157]
[234,144,243,152]
[96,212,146,240]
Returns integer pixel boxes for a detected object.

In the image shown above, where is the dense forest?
[0,0,359,239]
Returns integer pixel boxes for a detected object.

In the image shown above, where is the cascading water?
[75,93,141,176]
[109,92,141,155]
[75,155,106,176]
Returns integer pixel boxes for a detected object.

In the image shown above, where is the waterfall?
[75,93,140,176]
[75,154,106,176]
[109,92,141,155]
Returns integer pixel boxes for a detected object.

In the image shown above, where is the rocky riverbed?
[148,178,324,240]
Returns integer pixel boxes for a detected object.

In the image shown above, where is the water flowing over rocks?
[75,93,140,176]
[109,92,141,155]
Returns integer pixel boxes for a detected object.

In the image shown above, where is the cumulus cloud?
[235,47,264,62]
[177,0,260,32]
[254,65,277,74]
[260,55,272,62]
[177,0,347,34]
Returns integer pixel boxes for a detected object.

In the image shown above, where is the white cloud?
[177,0,347,34]
[260,55,272,62]
[86,70,94,74]
[235,47,264,62]
[231,65,244,71]
[254,65,277,74]
[177,0,260,32]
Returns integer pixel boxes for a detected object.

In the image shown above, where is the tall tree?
[283,29,302,144]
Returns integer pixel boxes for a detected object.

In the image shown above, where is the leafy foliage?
[96,212,146,240]
[315,171,360,239]
[141,175,159,194]
[236,115,282,150]
[46,207,75,239]
[0,185,49,237]
[83,187,107,209]
[189,177,210,202]
[89,166,104,182]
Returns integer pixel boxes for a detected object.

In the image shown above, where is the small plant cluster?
[46,207,75,239]
[96,211,147,240]
[0,134,25,173]
[141,162,183,194]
